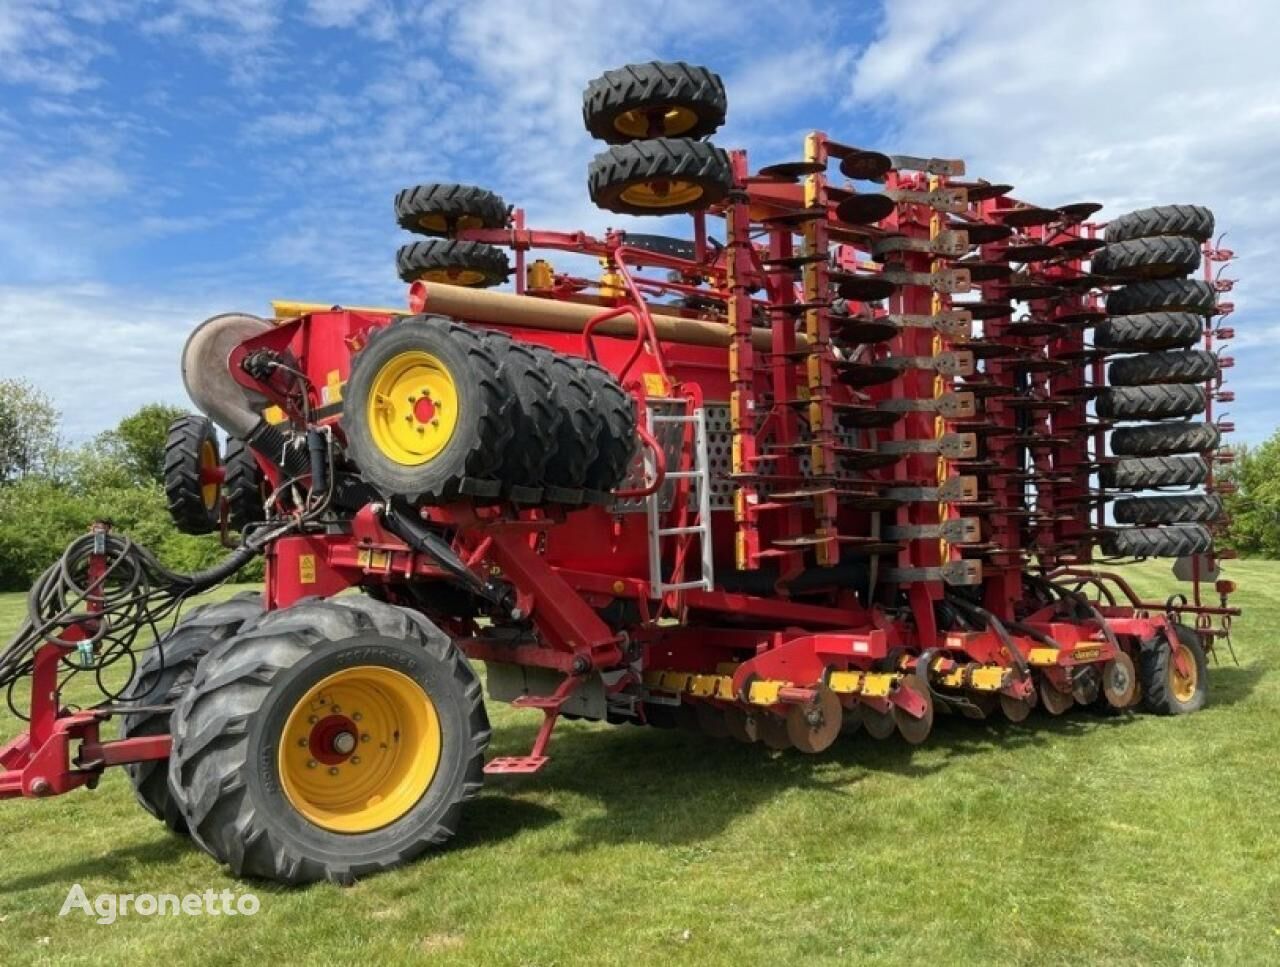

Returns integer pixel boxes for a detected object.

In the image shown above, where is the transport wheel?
[1091,235,1201,280]
[223,437,268,531]
[1104,204,1214,244]
[1105,279,1217,317]
[396,240,509,287]
[724,706,759,744]
[394,183,508,237]
[1141,625,1208,715]
[1038,677,1075,716]
[343,315,512,503]
[785,685,842,754]
[758,712,793,750]
[168,597,489,885]
[1102,524,1214,558]
[1000,687,1036,723]
[1095,312,1204,353]
[537,347,603,500]
[1110,421,1220,457]
[1114,493,1223,525]
[588,137,732,216]
[481,331,563,500]
[1101,652,1139,709]
[583,61,726,143]
[163,414,222,535]
[1096,384,1205,421]
[695,703,731,739]
[892,674,935,745]
[1100,455,1208,489]
[862,704,897,739]
[1108,349,1220,387]
[120,593,263,835]
[569,357,637,495]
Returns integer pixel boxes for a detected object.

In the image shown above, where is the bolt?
[350,756,361,765]
[361,733,371,743]
[404,415,413,423]
[329,767,340,776]
[430,419,439,427]
[417,426,425,433]
[352,712,362,722]
[297,738,308,747]
[308,715,318,724]
[307,759,318,769]
[30,778,50,796]
[331,705,341,714]
[408,394,416,402]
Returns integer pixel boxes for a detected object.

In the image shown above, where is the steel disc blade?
[786,685,843,754]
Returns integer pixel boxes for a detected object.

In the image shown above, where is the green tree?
[0,378,61,482]
[96,402,188,486]
[1220,430,1280,557]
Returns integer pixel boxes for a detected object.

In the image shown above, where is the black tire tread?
[1092,235,1201,280]
[1104,205,1215,244]
[396,240,509,287]
[1096,384,1205,421]
[1114,494,1224,525]
[568,357,637,493]
[1105,279,1218,317]
[1108,349,1219,387]
[1110,421,1220,456]
[583,61,727,143]
[163,414,219,535]
[1100,454,1208,489]
[223,438,266,532]
[168,597,489,885]
[1102,524,1213,558]
[482,330,563,498]
[537,348,602,497]
[394,183,507,237]
[1095,312,1203,352]
[1141,624,1209,714]
[588,137,732,216]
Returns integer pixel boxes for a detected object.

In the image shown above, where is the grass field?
[0,561,1276,965]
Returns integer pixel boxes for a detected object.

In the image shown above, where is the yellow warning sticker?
[298,554,316,585]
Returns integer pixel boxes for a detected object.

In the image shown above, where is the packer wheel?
[394,182,507,237]
[163,414,222,535]
[396,240,509,287]
[1095,312,1204,352]
[1096,384,1205,421]
[1104,204,1214,244]
[222,437,268,531]
[1091,235,1201,280]
[168,597,489,885]
[1107,349,1220,387]
[588,137,732,216]
[583,61,727,143]
[1105,279,1217,317]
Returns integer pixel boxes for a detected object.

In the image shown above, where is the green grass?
[0,564,1277,965]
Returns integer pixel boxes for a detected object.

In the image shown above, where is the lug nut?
[350,756,361,765]
[308,716,318,724]
[297,738,308,747]
[361,733,371,743]
[352,713,362,722]
[307,759,318,769]
[328,767,339,776]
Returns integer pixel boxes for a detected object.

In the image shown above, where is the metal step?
[646,401,715,597]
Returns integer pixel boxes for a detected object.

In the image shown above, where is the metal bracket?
[882,311,973,340]
[885,560,983,586]
[886,476,979,503]
[872,231,970,260]
[879,392,976,419]
[882,266,971,293]
[884,187,968,213]
[885,518,981,543]
[881,351,975,377]
[879,433,978,459]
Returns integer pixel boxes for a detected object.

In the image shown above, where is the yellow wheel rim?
[612,105,698,139]
[416,267,488,286]
[199,440,219,509]
[619,179,705,209]
[415,213,486,234]
[278,666,442,833]
[366,350,460,465]
[1171,644,1198,704]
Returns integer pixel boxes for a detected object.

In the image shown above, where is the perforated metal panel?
[611,400,686,514]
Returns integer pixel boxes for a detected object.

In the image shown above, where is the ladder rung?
[665,470,702,479]
[658,580,711,592]
[651,415,699,424]
[658,526,704,537]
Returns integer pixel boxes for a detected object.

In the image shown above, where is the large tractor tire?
[119,593,263,834]
[396,240,509,288]
[1105,279,1217,317]
[163,414,222,535]
[569,357,637,495]
[1099,454,1208,489]
[588,137,732,216]
[1104,205,1215,244]
[222,437,268,532]
[394,183,507,237]
[1141,624,1209,714]
[1110,421,1220,456]
[583,61,727,143]
[342,316,512,503]
[482,330,563,501]
[1113,493,1223,525]
[1108,349,1220,387]
[537,347,603,501]
[1096,384,1205,421]
[168,596,489,885]
[1091,236,1201,280]
[1101,524,1213,558]
[1095,312,1203,352]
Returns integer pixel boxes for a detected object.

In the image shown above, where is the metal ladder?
[645,401,714,596]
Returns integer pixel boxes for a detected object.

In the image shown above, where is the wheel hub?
[367,350,459,465]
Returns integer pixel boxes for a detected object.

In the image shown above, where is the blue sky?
[1,0,1276,446]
